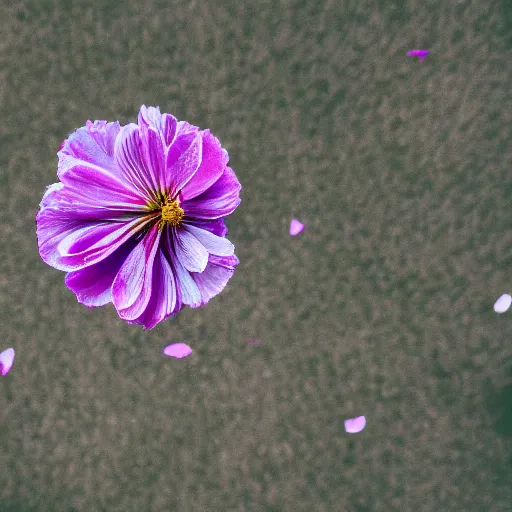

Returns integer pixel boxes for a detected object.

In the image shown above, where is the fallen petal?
[163,343,193,359]
[247,338,261,345]
[494,294,512,313]
[0,348,15,376]
[407,49,429,61]
[344,415,366,433]
[290,218,305,236]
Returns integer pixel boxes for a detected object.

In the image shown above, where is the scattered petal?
[344,416,366,433]
[290,218,305,236]
[163,343,193,359]
[407,49,429,61]
[494,294,512,313]
[0,348,15,376]
[247,338,261,345]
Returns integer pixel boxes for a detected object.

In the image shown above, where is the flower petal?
[181,166,241,219]
[85,120,121,157]
[163,343,192,359]
[164,230,203,307]
[112,225,162,319]
[494,294,512,313]
[0,348,15,376]
[182,223,234,256]
[58,123,120,175]
[191,254,239,305]
[42,211,156,272]
[289,218,305,236]
[179,130,228,201]
[344,416,366,433]
[128,247,181,329]
[138,109,165,194]
[162,114,178,147]
[138,106,178,147]
[114,123,155,200]
[57,156,147,211]
[172,227,209,272]
[64,236,139,308]
[187,218,228,238]
[166,131,203,198]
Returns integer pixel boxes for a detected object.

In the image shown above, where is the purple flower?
[407,49,429,61]
[36,106,241,329]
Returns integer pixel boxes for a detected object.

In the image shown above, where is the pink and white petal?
[39,182,65,211]
[181,166,241,219]
[112,225,162,319]
[344,416,366,433]
[138,115,165,194]
[179,130,228,201]
[182,223,234,257]
[57,157,147,210]
[163,343,192,358]
[85,120,121,157]
[64,236,139,308]
[138,106,178,148]
[130,248,181,329]
[162,113,178,147]
[0,348,15,376]
[186,218,228,238]
[172,227,209,272]
[37,207,93,270]
[58,125,119,175]
[191,254,238,305]
[114,123,155,201]
[139,105,163,132]
[289,218,305,236]
[176,120,199,136]
[37,205,156,272]
[166,131,203,198]
[164,230,203,307]
[208,254,239,269]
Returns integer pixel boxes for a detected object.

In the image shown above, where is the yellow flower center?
[160,199,184,227]
[145,192,184,229]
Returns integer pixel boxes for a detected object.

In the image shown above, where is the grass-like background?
[1,0,512,510]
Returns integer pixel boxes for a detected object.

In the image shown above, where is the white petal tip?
[163,343,193,359]
[344,416,366,433]
[494,294,512,313]
[0,348,15,376]
[290,218,305,236]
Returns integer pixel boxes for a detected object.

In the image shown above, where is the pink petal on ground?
[163,343,193,359]
[247,338,261,345]
[344,416,366,433]
[494,294,512,313]
[0,348,15,376]
[289,218,305,236]
[407,49,429,60]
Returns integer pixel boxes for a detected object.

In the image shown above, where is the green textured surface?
[1,0,512,510]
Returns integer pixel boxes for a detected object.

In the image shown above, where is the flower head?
[36,106,241,329]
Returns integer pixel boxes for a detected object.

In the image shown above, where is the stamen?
[160,198,184,227]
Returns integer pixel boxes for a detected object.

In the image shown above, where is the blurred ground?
[0,0,512,510]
